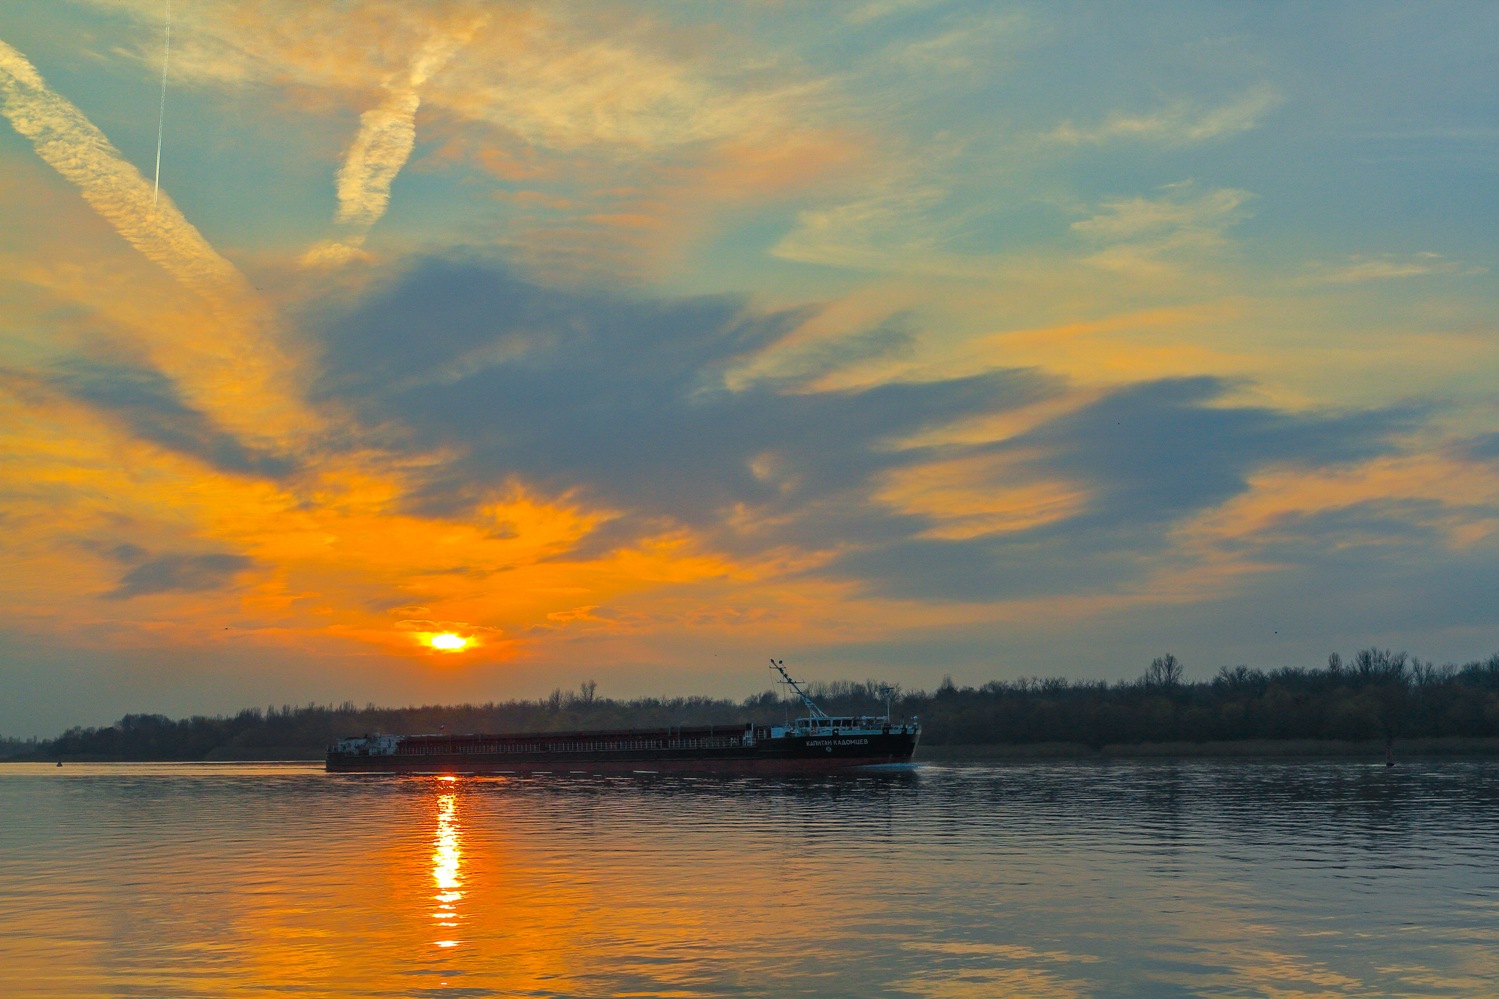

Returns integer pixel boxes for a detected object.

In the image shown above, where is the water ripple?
[1,758,1496,997]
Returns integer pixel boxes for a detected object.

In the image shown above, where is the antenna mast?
[769,659,830,721]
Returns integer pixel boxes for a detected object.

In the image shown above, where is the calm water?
[1,758,1496,998]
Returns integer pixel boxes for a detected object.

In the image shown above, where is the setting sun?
[429,633,469,652]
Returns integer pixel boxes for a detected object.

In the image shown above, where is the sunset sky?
[2,1,1495,736]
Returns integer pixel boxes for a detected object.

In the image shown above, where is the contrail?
[0,35,238,291]
[303,21,484,266]
[0,35,319,447]
[152,0,171,211]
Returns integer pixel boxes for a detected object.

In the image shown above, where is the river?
[1,757,1495,997]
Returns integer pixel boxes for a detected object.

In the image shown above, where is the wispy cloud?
[770,175,1019,281]
[0,38,243,295]
[772,186,955,272]
[100,1,829,280]
[333,86,425,232]
[128,1,803,156]
[1050,84,1282,147]
[845,0,947,25]
[305,21,482,266]
[1072,181,1252,280]
[888,11,1030,75]
[1181,451,1499,562]
[1298,252,1484,286]
[0,36,313,446]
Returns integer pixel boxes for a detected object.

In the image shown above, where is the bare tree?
[1144,653,1183,689]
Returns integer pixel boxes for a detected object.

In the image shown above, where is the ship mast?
[769,659,830,721]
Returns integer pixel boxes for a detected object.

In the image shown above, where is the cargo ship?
[326,661,920,775]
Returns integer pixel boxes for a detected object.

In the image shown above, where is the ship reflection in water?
[431,781,462,951]
[1,760,1497,997]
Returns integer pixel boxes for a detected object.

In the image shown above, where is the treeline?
[7,649,1499,761]
[0,735,43,758]
[16,690,791,762]
[916,649,1499,749]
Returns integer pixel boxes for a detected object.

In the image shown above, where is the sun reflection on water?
[5,762,1498,995]
[431,786,463,950]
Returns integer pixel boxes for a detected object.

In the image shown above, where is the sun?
[429,633,469,652]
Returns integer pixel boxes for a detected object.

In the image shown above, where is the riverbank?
[12,735,1499,764]
[917,736,1499,760]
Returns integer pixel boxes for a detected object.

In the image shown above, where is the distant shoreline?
[8,649,1497,762]
[917,736,1499,760]
[11,735,1499,765]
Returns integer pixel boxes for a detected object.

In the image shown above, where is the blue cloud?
[999,377,1421,527]
[45,359,296,478]
[830,378,1418,601]
[106,552,253,599]
[312,257,1055,541]
[311,259,1423,604]
[1457,433,1499,462]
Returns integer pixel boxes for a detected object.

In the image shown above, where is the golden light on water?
[432,791,463,950]
[428,633,469,652]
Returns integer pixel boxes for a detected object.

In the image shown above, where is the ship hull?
[326,726,918,775]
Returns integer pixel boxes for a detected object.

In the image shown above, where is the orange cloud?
[876,453,1090,539]
[1184,452,1499,553]
[0,377,922,668]
[699,130,865,199]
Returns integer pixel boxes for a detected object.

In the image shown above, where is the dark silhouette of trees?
[1143,653,1184,689]
[6,649,1499,760]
